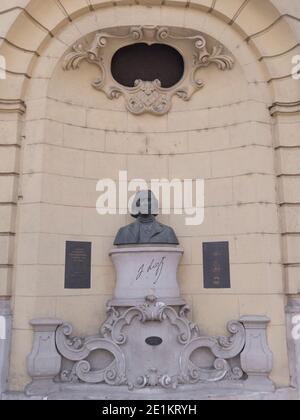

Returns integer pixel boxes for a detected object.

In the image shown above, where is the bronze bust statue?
[114,190,179,245]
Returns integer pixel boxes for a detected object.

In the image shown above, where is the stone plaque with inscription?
[64,241,91,289]
[203,242,231,289]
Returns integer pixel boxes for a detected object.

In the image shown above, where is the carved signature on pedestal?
[136,257,166,284]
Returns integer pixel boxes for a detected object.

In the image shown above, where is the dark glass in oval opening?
[145,336,163,346]
[111,43,184,88]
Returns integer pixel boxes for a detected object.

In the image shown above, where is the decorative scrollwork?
[181,359,230,384]
[225,366,244,381]
[55,323,127,386]
[134,368,177,389]
[73,359,126,386]
[63,25,235,115]
[61,366,79,383]
[131,26,144,41]
[100,304,121,338]
[54,299,246,389]
[126,80,170,115]
[56,323,89,361]
[215,321,246,358]
[179,305,201,337]
[194,42,235,70]
[179,320,246,385]
[63,44,94,71]
[110,295,194,346]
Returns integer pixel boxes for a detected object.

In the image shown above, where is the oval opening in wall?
[111,43,184,88]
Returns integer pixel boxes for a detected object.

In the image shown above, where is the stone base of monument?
[109,246,185,306]
[25,245,276,399]
[4,384,298,401]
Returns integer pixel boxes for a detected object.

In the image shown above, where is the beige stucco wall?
[0,0,300,392]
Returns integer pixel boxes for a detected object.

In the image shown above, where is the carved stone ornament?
[26,300,276,394]
[63,26,234,115]
[53,296,246,390]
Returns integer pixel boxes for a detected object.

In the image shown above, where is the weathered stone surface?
[2,384,298,401]
[110,246,184,304]
[26,318,63,396]
[240,316,274,392]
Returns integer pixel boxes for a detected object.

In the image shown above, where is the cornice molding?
[270,101,300,116]
[0,98,26,115]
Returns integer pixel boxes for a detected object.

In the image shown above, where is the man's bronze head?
[131,190,159,218]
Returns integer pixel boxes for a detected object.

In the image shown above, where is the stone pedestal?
[26,318,63,396]
[240,316,274,391]
[109,245,184,306]
[0,298,12,397]
[285,296,300,397]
